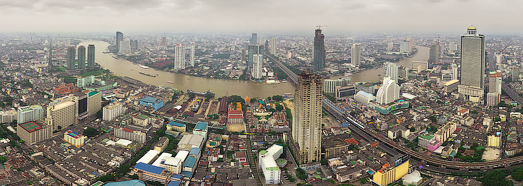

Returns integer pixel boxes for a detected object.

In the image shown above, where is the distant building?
[376,77,400,105]
[434,122,457,143]
[154,137,170,152]
[17,105,44,124]
[0,109,16,124]
[351,43,361,67]
[487,132,501,148]
[194,122,208,140]
[451,64,459,80]
[66,46,76,70]
[354,91,376,106]
[139,96,164,111]
[119,39,131,54]
[87,44,95,67]
[76,75,95,88]
[116,31,123,53]
[259,145,283,184]
[324,78,350,94]
[428,43,441,68]
[250,33,258,45]
[134,162,174,185]
[384,62,399,82]
[114,126,146,143]
[77,45,86,69]
[64,130,86,147]
[174,44,186,70]
[336,85,356,100]
[167,121,186,132]
[190,42,195,67]
[270,38,277,55]
[252,54,263,79]
[103,102,126,121]
[313,28,326,71]
[17,120,52,145]
[487,92,500,106]
[87,91,101,117]
[247,45,263,72]
[399,40,411,54]
[355,82,375,94]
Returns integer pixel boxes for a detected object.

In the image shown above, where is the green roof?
[266,167,280,171]
[276,159,287,165]
[88,91,99,97]
[260,150,267,155]
[420,135,435,140]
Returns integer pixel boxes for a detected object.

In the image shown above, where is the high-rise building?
[17,105,44,124]
[351,43,361,67]
[313,28,326,71]
[451,64,459,80]
[77,45,86,69]
[160,36,167,47]
[0,109,16,124]
[66,46,76,70]
[270,38,277,55]
[489,71,502,94]
[376,77,400,104]
[103,102,126,121]
[399,40,411,54]
[174,44,186,70]
[449,42,458,52]
[387,42,394,51]
[248,45,263,71]
[458,25,485,102]
[250,33,258,45]
[87,44,95,67]
[252,54,263,79]
[291,70,323,164]
[17,120,52,145]
[48,38,53,70]
[130,40,139,52]
[46,100,76,130]
[70,92,88,120]
[428,43,441,68]
[384,62,399,82]
[324,78,351,94]
[116,31,123,53]
[119,39,131,54]
[87,91,102,117]
[190,42,195,67]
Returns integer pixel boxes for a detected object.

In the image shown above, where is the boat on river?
[139,72,156,77]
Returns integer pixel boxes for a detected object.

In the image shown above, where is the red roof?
[122,128,134,132]
[228,115,243,119]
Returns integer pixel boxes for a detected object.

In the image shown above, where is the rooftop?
[134,162,164,175]
[88,91,99,97]
[195,122,208,130]
[168,121,185,127]
[141,96,160,103]
[104,180,146,186]
[20,121,42,133]
[183,156,197,168]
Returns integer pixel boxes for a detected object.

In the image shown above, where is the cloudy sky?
[0,0,521,34]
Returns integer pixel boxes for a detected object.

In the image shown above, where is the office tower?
[489,71,502,94]
[190,42,195,67]
[130,40,138,51]
[408,38,414,49]
[449,42,458,52]
[376,77,400,104]
[313,28,326,71]
[160,37,167,47]
[66,46,76,70]
[324,78,350,94]
[384,62,399,82]
[270,38,277,55]
[265,40,269,52]
[71,92,88,120]
[77,45,86,69]
[248,45,262,71]
[87,91,102,117]
[87,44,95,67]
[291,70,323,164]
[252,54,263,79]
[250,33,258,45]
[387,42,394,51]
[48,38,53,70]
[17,105,44,124]
[241,49,246,62]
[513,66,520,79]
[119,39,131,54]
[351,43,361,67]
[46,100,76,130]
[399,40,411,54]
[451,64,458,80]
[116,31,123,53]
[458,26,485,102]
[174,44,186,70]
[428,43,441,68]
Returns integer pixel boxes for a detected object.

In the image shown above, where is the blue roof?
[183,156,197,168]
[181,171,193,178]
[168,121,185,127]
[104,180,146,186]
[171,174,183,179]
[195,122,208,130]
[134,162,164,175]
[141,96,159,103]
[189,148,200,155]
[167,181,181,186]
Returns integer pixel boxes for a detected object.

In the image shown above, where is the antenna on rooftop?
[316,25,327,29]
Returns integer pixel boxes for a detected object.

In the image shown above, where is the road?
[266,53,523,172]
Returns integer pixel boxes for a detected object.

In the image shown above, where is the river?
[79,41,428,97]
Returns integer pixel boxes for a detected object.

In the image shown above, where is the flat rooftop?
[20,121,42,133]
[53,101,75,110]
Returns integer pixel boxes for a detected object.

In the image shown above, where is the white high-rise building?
[103,102,127,121]
[252,54,263,79]
[190,42,195,67]
[384,62,399,82]
[259,145,283,184]
[376,77,400,105]
[451,64,459,80]
[324,78,350,94]
[458,25,485,102]
[174,44,186,70]
[449,42,458,52]
[119,39,131,54]
[17,105,44,124]
[0,109,17,124]
[270,38,277,55]
[387,42,394,51]
[351,43,361,67]
[399,40,411,54]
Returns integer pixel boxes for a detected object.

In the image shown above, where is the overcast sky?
[1,0,521,34]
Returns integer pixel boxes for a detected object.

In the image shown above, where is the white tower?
[174,44,186,70]
[252,54,263,79]
[190,42,195,67]
[351,43,361,67]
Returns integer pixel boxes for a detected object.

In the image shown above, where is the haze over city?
[1,0,523,34]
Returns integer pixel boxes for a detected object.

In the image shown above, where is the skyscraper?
[376,77,400,104]
[66,46,76,70]
[252,54,263,79]
[399,40,411,54]
[160,37,167,47]
[48,38,53,70]
[190,42,195,67]
[119,39,131,54]
[250,33,257,45]
[458,25,485,102]
[174,44,186,70]
[351,43,361,67]
[428,43,441,68]
[313,28,326,71]
[270,38,277,55]
[77,45,86,69]
[451,64,458,80]
[116,31,123,53]
[384,62,399,82]
[248,45,262,71]
[130,40,138,52]
[87,45,95,67]
[291,70,323,164]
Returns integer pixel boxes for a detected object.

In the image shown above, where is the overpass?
[502,83,523,106]
[266,53,523,171]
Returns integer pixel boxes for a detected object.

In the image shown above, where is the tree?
[98,174,116,182]
[129,174,139,179]
[478,170,513,186]
[83,127,100,137]
[275,103,284,112]
[410,127,415,132]
[0,156,6,164]
[320,159,328,165]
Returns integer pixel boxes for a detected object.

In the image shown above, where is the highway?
[502,83,523,106]
[265,54,523,171]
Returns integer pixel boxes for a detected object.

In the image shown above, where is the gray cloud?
[0,0,521,34]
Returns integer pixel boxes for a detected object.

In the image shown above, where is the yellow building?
[64,130,86,147]
[46,100,76,130]
[488,133,501,148]
[373,160,409,186]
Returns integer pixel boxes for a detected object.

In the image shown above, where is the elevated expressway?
[265,54,523,171]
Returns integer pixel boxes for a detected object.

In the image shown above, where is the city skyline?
[1,0,523,34]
